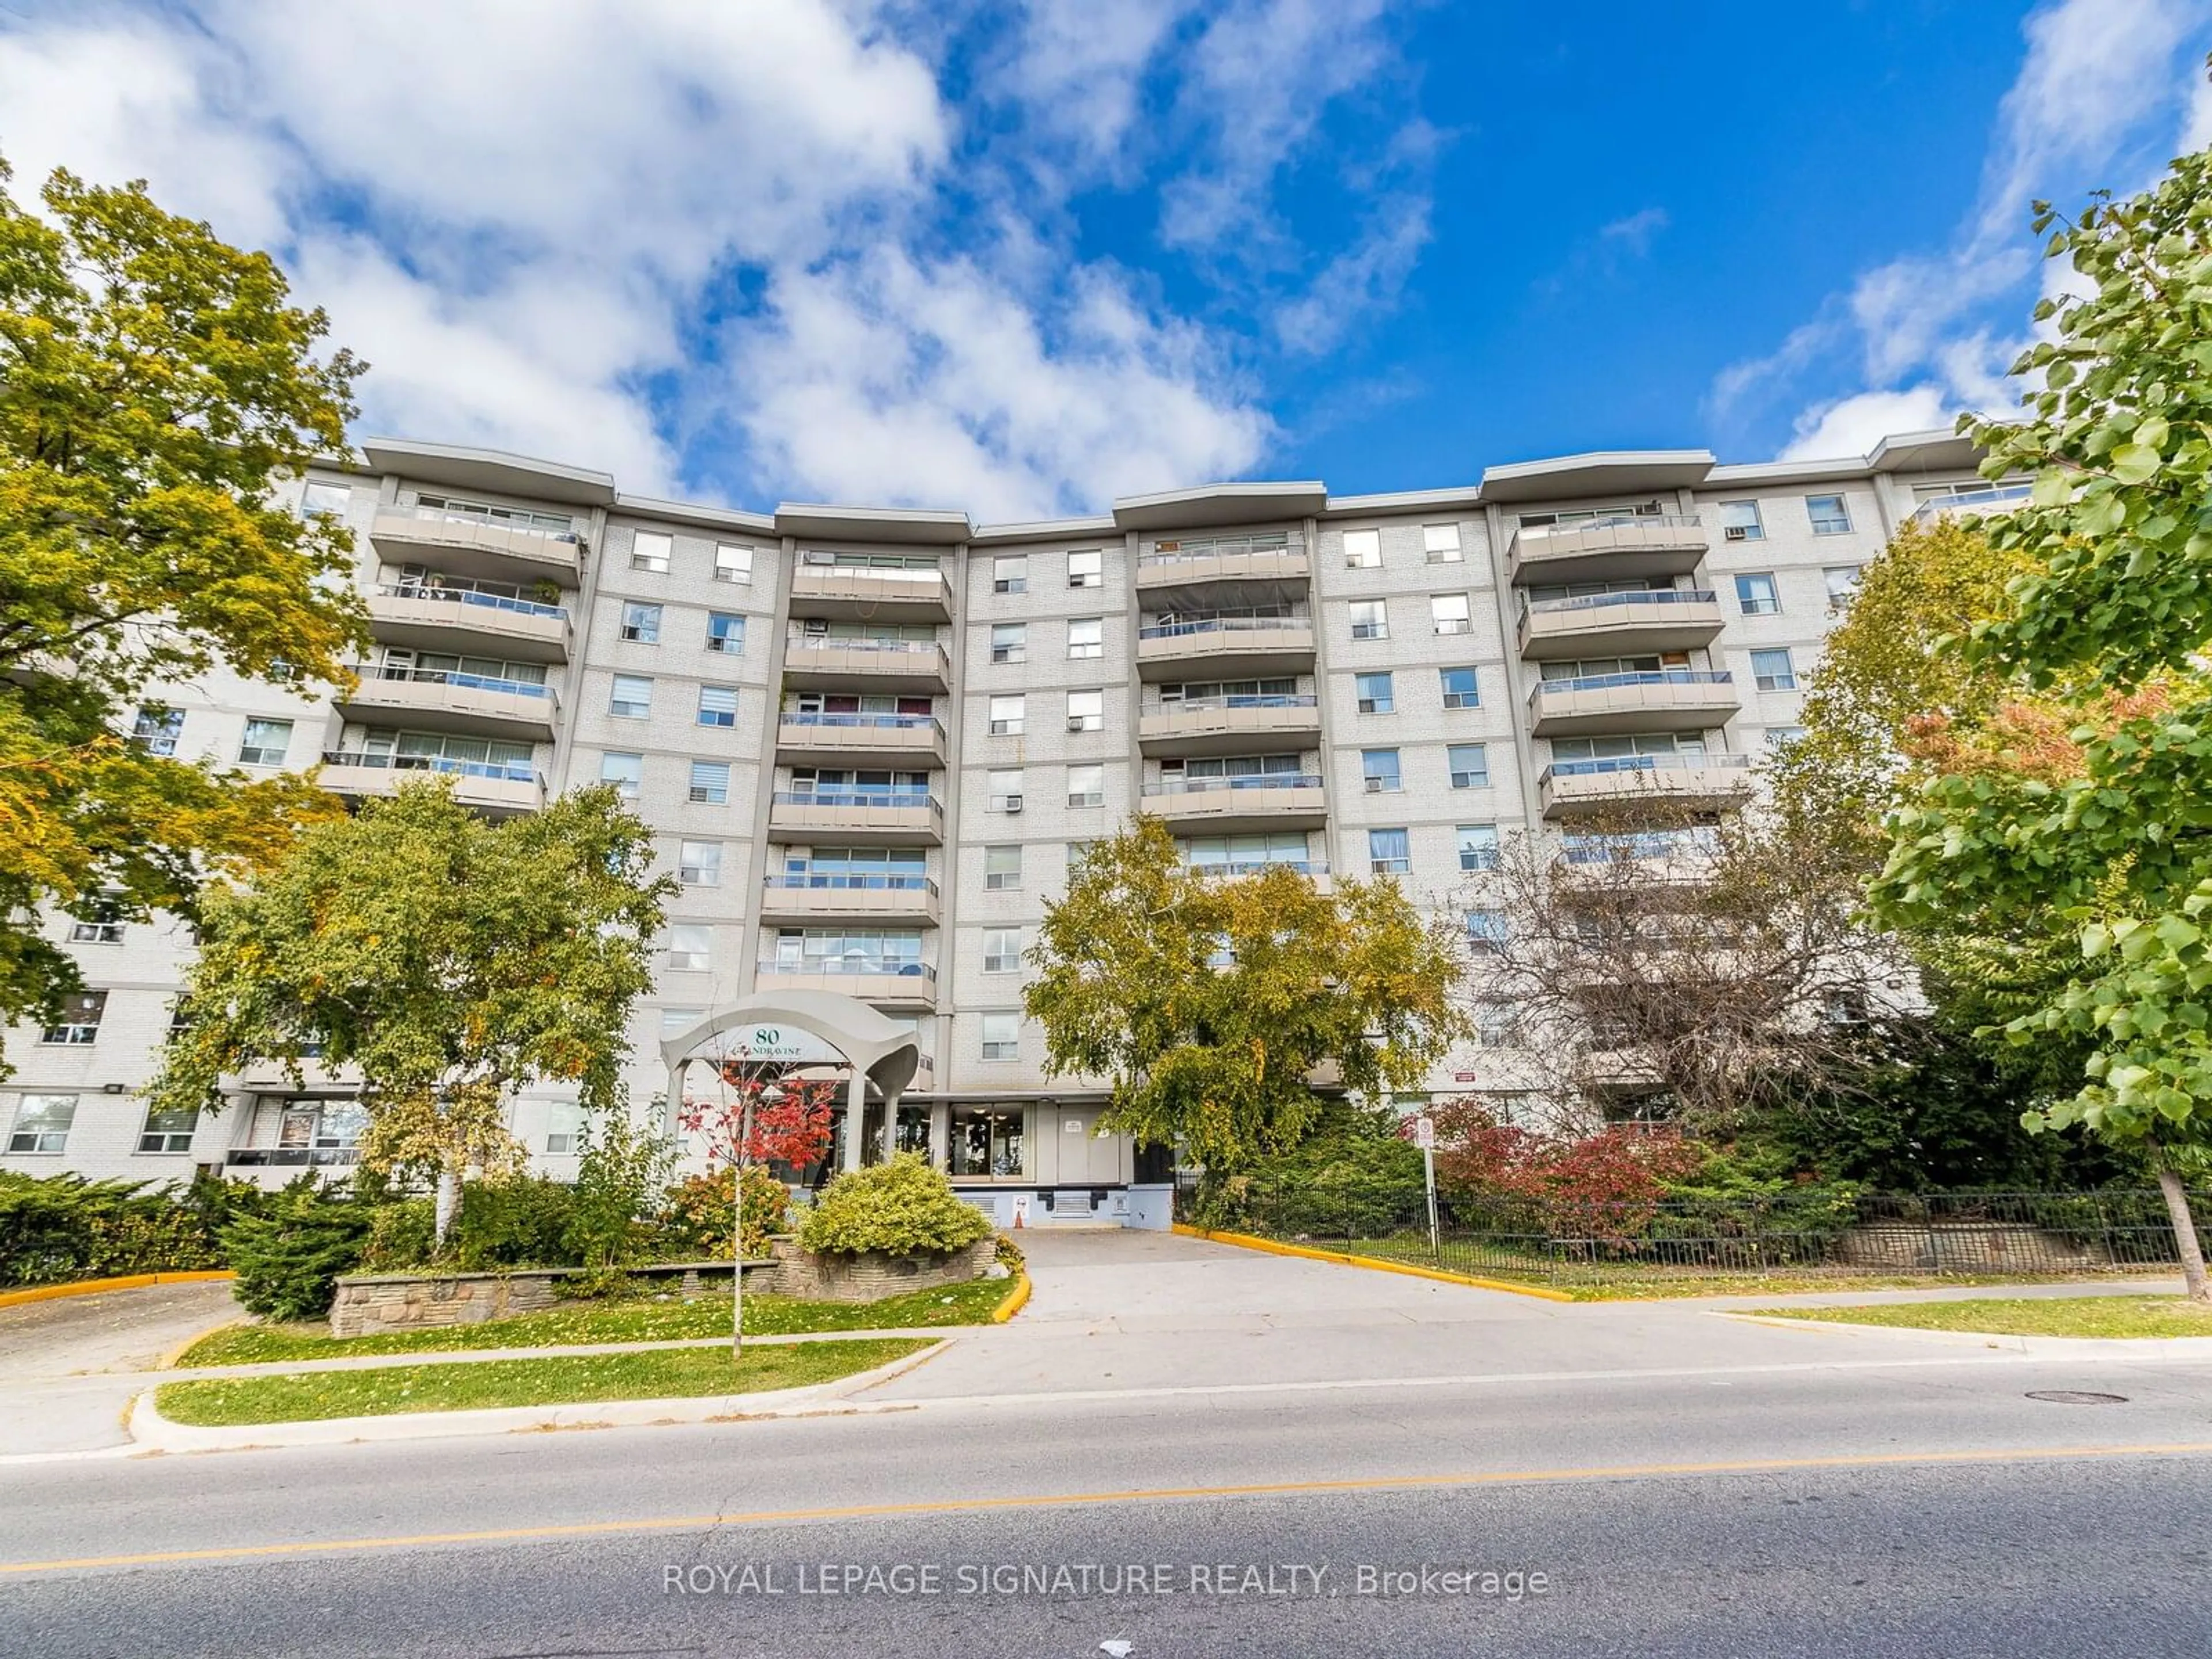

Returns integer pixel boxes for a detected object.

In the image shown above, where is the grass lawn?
[1751,1295,2212,1339]
[179,1277,1009,1368]
[154,1337,932,1426]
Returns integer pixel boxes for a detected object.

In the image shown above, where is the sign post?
[1412,1115,1440,1262]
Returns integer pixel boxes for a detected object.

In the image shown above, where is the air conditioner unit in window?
[1067,717,1088,732]
[1723,525,1750,541]
[1363,777,1386,793]
[1003,795,1024,813]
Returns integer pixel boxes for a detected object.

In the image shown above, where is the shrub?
[0,1170,268,1287]
[662,1165,791,1261]
[1185,1112,1425,1237]
[798,1154,994,1259]
[223,1180,373,1320]
[994,1232,1025,1274]
[564,1108,673,1272]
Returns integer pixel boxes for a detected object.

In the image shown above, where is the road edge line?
[1172,1224,1573,1302]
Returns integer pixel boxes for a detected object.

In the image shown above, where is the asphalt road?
[6,1351,2211,1657]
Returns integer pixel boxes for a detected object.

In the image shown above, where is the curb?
[157,1317,249,1372]
[127,1340,948,1454]
[1172,1224,1575,1303]
[0,1271,235,1310]
[1713,1310,2212,1357]
[991,1272,1031,1324]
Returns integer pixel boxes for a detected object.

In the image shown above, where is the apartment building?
[0,429,2014,1224]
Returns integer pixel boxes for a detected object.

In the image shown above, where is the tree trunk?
[433,1168,461,1248]
[2151,1145,2209,1302]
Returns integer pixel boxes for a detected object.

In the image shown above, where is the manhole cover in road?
[2025,1390,2129,1404]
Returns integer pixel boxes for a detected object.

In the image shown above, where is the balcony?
[1139,772,1328,833]
[1537,753,1756,819]
[1909,483,2032,528]
[1527,670,1739,737]
[781,638,950,694]
[759,873,941,926]
[775,711,946,769]
[788,560,953,621]
[1189,858,1333,893]
[368,505,585,586]
[767,790,944,845]
[336,664,559,740]
[366,585,571,662]
[1138,694,1321,757]
[1135,538,1310,607]
[1135,616,1316,680]
[755,957,937,1010]
[1516,589,1725,660]
[1507,515,1708,585]
[319,751,546,817]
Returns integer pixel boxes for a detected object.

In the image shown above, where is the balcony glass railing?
[796,558,946,584]
[764,873,939,896]
[1188,859,1330,877]
[1522,588,1717,618]
[377,584,569,622]
[1517,513,1702,543]
[772,789,941,812]
[786,637,945,658]
[408,505,579,544]
[1910,484,2032,524]
[358,664,555,700]
[758,959,937,980]
[1139,616,1309,641]
[1139,536,1304,567]
[227,1147,362,1168]
[1531,669,1734,699]
[1152,694,1318,713]
[1143,773,1323,796]
[321,749,539,785]
[779,711,944,736]
[1541,753,1753,783]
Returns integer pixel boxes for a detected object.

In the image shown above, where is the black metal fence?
[1174,1177,2209,1283]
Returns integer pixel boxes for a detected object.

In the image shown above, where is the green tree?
[1024,816,1464,1172]
[0,157,369,1071]
[150,781,675,1244]
[1873,111,2212,1296]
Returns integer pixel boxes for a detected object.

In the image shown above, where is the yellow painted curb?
[991,1272,1032,1323]
[0,1270,235,1310]
[1175,1225,1574,1302]
[157,1316,250,1371]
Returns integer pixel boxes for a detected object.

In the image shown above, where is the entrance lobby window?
[949,1104,1027,1179]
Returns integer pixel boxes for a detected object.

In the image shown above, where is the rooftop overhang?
[970,514,1119,547]
[1865,428,1982,475]
[615,494,777,537]
[1479,449,1716,505]
[359,438,618,507]
[775,503,974,546]
[1321,486,1485,519]
[1112,481,1328,531]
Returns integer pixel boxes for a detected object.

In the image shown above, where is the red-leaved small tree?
[675,1055,836,1175]
[1427,1099,1702,1245]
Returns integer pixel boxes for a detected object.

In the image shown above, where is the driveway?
[0,1281,240,1457]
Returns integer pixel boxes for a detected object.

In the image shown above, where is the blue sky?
[2,1,2209,519]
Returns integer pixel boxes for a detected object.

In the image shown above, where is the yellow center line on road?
[7,1440,2212,1575]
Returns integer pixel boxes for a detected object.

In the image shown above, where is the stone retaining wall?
[329,1270,571,1338]
[765,1236,995,1302]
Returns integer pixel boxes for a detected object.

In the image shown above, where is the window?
[1824,567,1862,613]
[1457,824,1501,872]
[706,612,744,654]
[678,840,722,887]
[620,602,662,643]
[1448,744,1490,790]
[1349,600,1388,641]
[1368,827,1410,875]
[1734,573,1781,616]
[609,675,653,718]
[1361,749,1402,793]
[1475,1004,1518,1050]
[1807,494,1853,536]
[69,903,124,945]
[631,530,673,573]
[300,480,350,518]
[1763,725,1807,749]
[988,695,1026,737]
[1751,647,1798,692]
[132,705,183,756]
[1067,550,1103,589]
[990,623,1027,665]
[980,1013,1021,1062]
[1066,618,1103,660]
[138,1104,199,1154]
[1355,672,1395,715]
[1343,528,1381,568]
[1718,500,1764,541]
[988,768,1024,812]
[688,760,729,804]
[993,555,1027,595]
[544,1103,584,1157]
[664,925,712,972]
[238,718,291,767]
[1067,690,1104,732]
[950,1101,1025,1175]
[1066,841,1093,869]
[1423,523,1463,563]
[7,1094,75,1154]
[1067,764,1105,808]
[41,991,105,1046]
[1439,666,1480,709]
[1464,908,1509,953]
[601,752,643,798]
[697,685,738,728]
[983,844,1022,892]
[714,544,754,585]
[660,1007,706,1036]
[1430,593,1472,635]
[983,927,1022,974]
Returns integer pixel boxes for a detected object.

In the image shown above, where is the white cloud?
[1274,197,1431,355]
[1779,387,1953,462]
[1599,207,1669,256]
